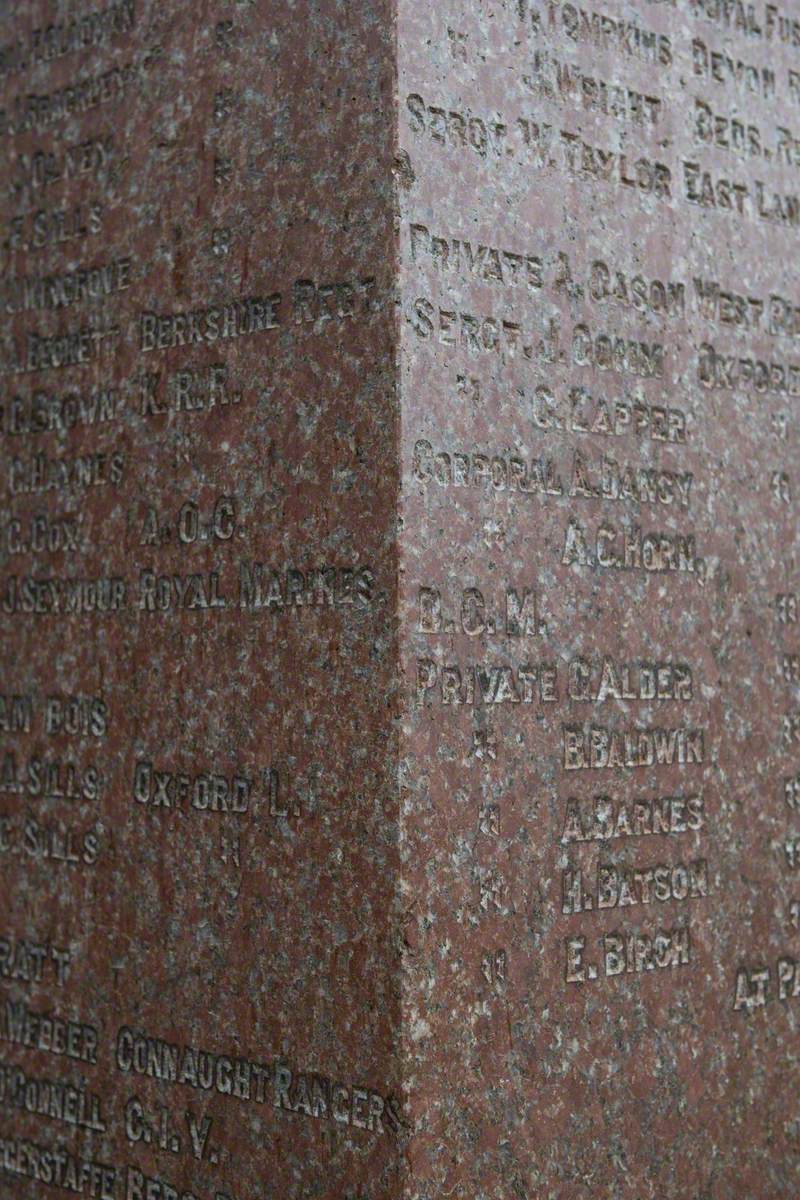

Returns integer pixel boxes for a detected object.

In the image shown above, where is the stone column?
[2,1,799,1197]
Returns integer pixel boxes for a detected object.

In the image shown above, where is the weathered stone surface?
[1,0,800,1197]
[0,2,400,1198]
[398,3,800,1197]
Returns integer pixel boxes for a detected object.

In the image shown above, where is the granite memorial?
[0,0,799,1197]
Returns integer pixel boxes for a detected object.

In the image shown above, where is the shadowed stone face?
[1,0,799,1197]
[0,1,401,1196]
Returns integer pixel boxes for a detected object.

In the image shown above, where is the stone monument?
[1,1,799,1197]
